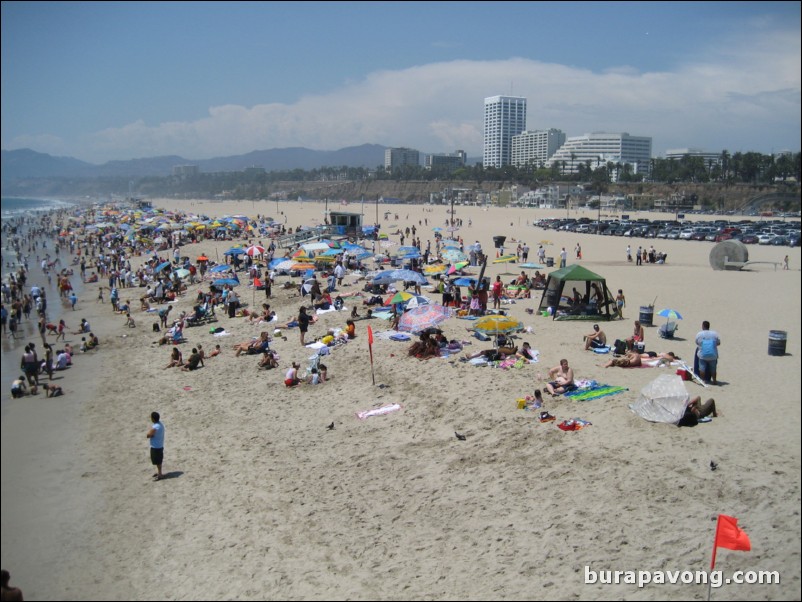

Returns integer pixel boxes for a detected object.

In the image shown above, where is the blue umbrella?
[155,261,171,273]
[657,308,683,321]
[213,278,240,287]
[210,264,232,273]
[452,277,477,287]
[390,269,428,284]
[223,248,245,256]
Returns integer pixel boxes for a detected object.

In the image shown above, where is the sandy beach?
[2,198,800,600]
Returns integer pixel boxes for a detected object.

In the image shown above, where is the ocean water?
[1,197,84,401]
[1,196,79,219]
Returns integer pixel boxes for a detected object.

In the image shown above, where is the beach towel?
[592,346,611,354]
[389,333,411,341]
[356,403,402,420]
[558,418,592,431]
[564,384,628,402]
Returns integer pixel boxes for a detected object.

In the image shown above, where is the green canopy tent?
[537,264,616,321]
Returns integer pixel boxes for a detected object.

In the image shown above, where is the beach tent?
[536,264,616,321]
[629,374,689,424]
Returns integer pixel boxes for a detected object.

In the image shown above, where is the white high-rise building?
[547,132,652,175]
[483,95,527,168]
[511,129,566,168]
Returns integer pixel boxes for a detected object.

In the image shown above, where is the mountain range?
[0,144,391,180]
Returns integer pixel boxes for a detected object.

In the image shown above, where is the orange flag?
[367,324,374,346]
[711,514,751,569]
[253,277,262,288]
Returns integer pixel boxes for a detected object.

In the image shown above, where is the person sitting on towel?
[583,324,608,350]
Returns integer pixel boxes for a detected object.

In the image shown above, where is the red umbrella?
[245,245,266,257]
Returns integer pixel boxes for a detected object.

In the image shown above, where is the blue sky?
[2,1,799,164]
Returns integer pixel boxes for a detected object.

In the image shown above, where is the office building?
[547,132,652,175]
[385,147,420,171]
[483,95,527,168]
[425,150,467,171]
[511,129,566,168]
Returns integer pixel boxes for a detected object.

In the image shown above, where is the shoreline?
[2,198,800,600]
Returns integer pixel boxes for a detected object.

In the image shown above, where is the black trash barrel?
[492,235,507,249]
[546,257,554,267]
[639,305,654,326]
[768,330,787,356]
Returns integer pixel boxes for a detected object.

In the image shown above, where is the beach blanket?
[356,403,402,420]
[564,384,628,402]
[558,418,592,431]
[389,333,411,341]
[640,359,682,368]
[592,346,611,354]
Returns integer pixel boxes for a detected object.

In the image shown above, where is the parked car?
[679,229,695,240]
[740,234,759,244]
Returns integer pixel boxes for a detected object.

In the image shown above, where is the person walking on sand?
[146,412,165,481]
[559,247,567,268]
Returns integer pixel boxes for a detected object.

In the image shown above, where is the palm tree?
[570,152,577,180]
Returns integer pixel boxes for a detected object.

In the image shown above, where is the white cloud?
[18,31,802,162]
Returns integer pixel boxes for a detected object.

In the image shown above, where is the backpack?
[699,337,717,358]
[613,339,627,356]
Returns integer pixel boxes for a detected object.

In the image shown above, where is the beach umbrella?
[452,277,477,287]
[213,278,240,287]
[519,262,545,270]
[224,248,246,256]
[386,291,415,305]
[657,308,683,321]
[173,268,191,279]
[442,249,467,263]
[493,255,517,264]
[292,263,316,271]
[397,304,454,334]
[423,264,447,275]
[245,244,266,257]
[209,264,232,273]
[389,269,428,284]
[196,255,209,262]
[473,315,524,336]
[272,259,294,271]
[155,261,171,273]
[404,295,430,309]
[397,246,419,256]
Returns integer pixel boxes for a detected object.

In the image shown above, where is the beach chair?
[658,321,678,339]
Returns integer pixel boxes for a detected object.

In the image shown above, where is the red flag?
[367,325,374,346]
[253,277,262,288]
[711,514,751,569]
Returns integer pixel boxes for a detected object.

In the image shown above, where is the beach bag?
[334,297,344,310]
[152,322,160,332]
[613,339,627,356]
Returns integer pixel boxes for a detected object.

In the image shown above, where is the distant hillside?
[1,144,388,181]
[0,148,95,179]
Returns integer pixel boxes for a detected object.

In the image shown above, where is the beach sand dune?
[2,199,799,600]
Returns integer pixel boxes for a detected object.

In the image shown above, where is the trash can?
[639,305,654,326]
[546,257,554,267]
[492,235,506,249]
[768,330,787,356]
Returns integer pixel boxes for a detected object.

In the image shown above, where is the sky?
[1,1,800,164]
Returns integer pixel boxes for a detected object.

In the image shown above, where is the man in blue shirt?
[146,412,166,481]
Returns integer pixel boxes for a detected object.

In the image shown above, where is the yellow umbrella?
[493,255,517,264]
[424,265,447,275]
[473,315,523,335]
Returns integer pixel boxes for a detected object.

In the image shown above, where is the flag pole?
[367,325,376,385]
